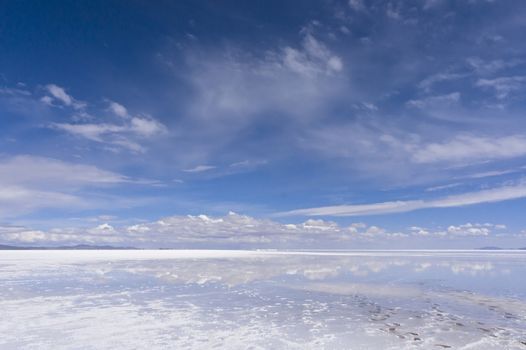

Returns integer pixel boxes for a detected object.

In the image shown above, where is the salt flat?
[1,250,525,349]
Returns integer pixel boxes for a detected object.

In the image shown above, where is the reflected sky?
[1,251,525,349]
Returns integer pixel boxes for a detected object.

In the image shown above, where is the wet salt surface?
[0,250,525,349]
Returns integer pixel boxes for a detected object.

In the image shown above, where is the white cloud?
[446,223,491,236]
[0,185,82,215]
[463,169,517,179]
[229,160,268,168]
[418,72,468,91]
[87,223,116,235]
[46,84,72,105]
[361,102,378,111]
[365,226,386,235]
[466,57,523,75]
[412,134,526,164]
[2,212,359,246]
[0,225,47,243]
[423,0,443,10]
[476,76,526,99]
[406,92,460,109]
[412,222,507,238]
[0,155,152,218]
[108,101,129,118]
[52,123,126,142]
[276,181,526,217]
[44,84,86,110]
[183,165,216,173]
[0,212,509,247]
[130,117,166,137]
[283,34,343,77]
[183,31,345,127]
[386,2,401,20]
[158,31,348,167]
[0,87,31,96]
[301,219,339,231]
[349,0,366,12]
[52,116,165,153]
[277,200,424,217]
[409,226,430,236]
[425,182,463,192]
[302,119,526,186]
[109,137,146,153]
[41,88,166,153]
[0,155,130,187]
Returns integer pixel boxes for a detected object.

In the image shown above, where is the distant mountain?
[0,244,30,250]
[477,246,526,250]
[0,244,137,250]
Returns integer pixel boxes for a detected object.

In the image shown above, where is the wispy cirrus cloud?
[406,92,460,109]
[466,57,523,75]
[52,116,166,153]
[0,155,154,187]
[183,31,345,125]
[412,134,526,164]
[155,30,348,169]
[183,165,216,173]
[348,0,366,12]
[476,76,526,99]
[276,181,526,217]
[0,155,158,218]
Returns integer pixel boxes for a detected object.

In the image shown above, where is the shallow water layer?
[0,250,525,349]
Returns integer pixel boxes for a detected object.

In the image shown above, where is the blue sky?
[1,0,526,248]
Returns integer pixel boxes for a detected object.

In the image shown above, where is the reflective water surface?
[1,250,525,349]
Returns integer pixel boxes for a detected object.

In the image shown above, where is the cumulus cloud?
[446,223,492,236]
[0,212,366,246]
[276,181,526,217]
[0,212,511,247]
[412,223,506,237]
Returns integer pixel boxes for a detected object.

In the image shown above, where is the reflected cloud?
[1,251,526,349]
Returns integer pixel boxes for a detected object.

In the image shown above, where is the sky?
[1,0,526,248]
